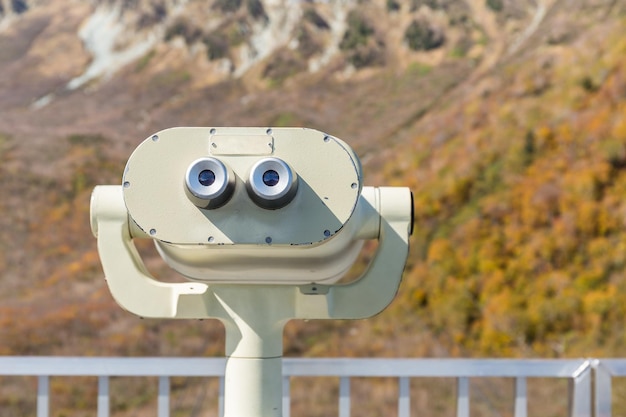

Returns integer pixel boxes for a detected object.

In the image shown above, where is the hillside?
[1,0,626,415]
[394,13,626,357]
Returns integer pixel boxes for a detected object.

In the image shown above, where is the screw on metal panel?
[210,128,216,135]
[323,135,330,142]
[324,230,331,237]
[151,135,159,142]
[351,183,357,189]
[123,181,130,188]
[300,284,330,295]
[266,128,273,135]
[149,229,156,236]
[208,236,215,243]
[212,142,217,148]
[265,236,272,244]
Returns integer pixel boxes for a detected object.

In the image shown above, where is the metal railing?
[0,357,597,417]
[593,359,626,417]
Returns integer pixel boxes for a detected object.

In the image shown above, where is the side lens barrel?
[185,158,235,209]
[247,157,298,209]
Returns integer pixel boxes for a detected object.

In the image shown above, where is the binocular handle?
[91,185,412,325]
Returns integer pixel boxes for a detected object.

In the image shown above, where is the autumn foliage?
[393,19,626,357]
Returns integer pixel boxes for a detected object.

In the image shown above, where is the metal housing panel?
[123,127,361,245]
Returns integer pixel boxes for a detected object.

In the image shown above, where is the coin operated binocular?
[90,127,413,417]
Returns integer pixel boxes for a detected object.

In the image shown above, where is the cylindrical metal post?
[223,357,283,417]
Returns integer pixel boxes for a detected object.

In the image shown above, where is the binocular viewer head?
[94,127,401,285]
[91,125,412,320]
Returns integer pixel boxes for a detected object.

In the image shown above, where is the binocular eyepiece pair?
[185,156,298,210]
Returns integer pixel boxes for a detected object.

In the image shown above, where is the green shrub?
[225,19,250,46]
[411,0,443,11]
[407,61,433,76]
[339,11,374,51]
[346,43,385,68]
[262,50,306,84]
[339,10,385,68]
[404,19,445,51]
[296,27,322,58]
[203,34,229,60]
[303,8,330,30]
[246,0,267,21]
[136,2,168,28]
[213,0,242,13]
[66,133,105,146]
[386,0,401,11]
[11,0,28,14]
[135,50,156,72]
[486,0,504,12]
[164,18,202,44]
[580,75,600,92]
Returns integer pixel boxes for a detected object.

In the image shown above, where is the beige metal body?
[90,127,413,417]
[121,127,373,284]
[123,127,362,246]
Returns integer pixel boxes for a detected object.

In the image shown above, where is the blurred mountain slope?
[0,0,626,415]
[390,9,626,357]
[1,0,626,413]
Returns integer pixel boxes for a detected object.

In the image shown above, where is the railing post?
[282,376,290,417]
[158,376,170,417]
[457,377,469,417]
[569,362,592,417]
[97,376,110,417]
[398,377,410,417]
[594,360,612,417]
[37,375,49,417]
[219,376,225,417]
[514,377,527,417]
[339,377,351,417]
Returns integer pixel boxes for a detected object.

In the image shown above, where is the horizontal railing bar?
[0,357,590,378]
[282,358,590,378]
[593,359,626,375]
[0,357,227,377]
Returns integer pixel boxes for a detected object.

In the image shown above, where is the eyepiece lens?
[262,170,280,187]
[247,158,298,209]
[198,170,216,186]
[185,158,234,209]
